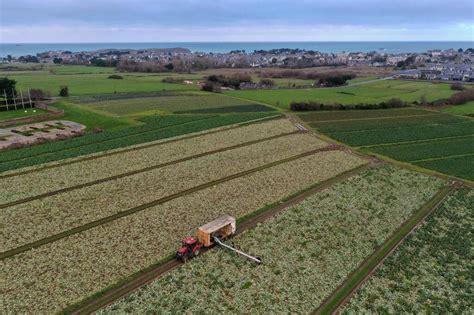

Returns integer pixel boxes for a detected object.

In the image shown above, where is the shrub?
[450,83,465,91]
[29,89,50,101]
[206,73,252,89]
[108,75,123,80]
[161,77,182,83]
[201,81,222,93]
[259,78,275,86]
[448,88,474,105]
[59,86,69,97]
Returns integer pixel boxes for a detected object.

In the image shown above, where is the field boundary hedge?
[0,147,337,261]
[314,184,455,315]
[63,162,371,315]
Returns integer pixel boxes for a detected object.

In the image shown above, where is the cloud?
[1,0,473,42]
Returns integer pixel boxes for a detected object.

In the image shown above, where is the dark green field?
[300,108,474,181]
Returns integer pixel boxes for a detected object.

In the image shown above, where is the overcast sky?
[1,0,473,43]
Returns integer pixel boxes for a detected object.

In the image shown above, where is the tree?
[0,77,17,99]
[59,86,69,97]
[53,57,63,64]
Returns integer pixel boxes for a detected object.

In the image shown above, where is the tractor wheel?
[194,249,200,257]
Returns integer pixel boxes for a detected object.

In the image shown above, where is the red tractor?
[175,237,202,262]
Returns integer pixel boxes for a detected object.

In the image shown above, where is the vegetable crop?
[343,188,473,314]
[0,119,298,205]
[100,166,444,314]
[1,150,366,313]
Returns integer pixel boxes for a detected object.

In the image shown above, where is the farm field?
[79,91,274,116]
[441,101,474,116]
[225,80,455,109]
[2,72,198,96]
[300,108,474,181]
[0,112,278,172]
[0,119,297,204]
[1,133,328,251]
[1,146,366,312]
[343,188,473,314]
[99,166,445,314]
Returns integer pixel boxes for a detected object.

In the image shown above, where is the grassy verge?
[315,184,454,315]
[0,108,46,121]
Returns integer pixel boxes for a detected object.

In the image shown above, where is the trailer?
[176,215,262,264]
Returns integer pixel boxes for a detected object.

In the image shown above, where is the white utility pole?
[20,88,25,109]
[3,89,8,111]
[12,88,17,110]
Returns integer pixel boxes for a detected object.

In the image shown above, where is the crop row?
[71,91,207,103]
[176,104,275,114]
[0,112,278,172]
[343,188,473,314]
[414,154,474,181]
[328,121,474,147]
[85,94,264,115]
[100,166,444,314]
[310,113,466,133]
[0,114,208,163]
[0,119,298,205]
[299,108,434,123]
[1,150,366,313]
[368,136,474,162]
[1,133,328,252]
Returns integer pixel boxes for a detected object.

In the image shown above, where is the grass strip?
[0,147,334,261]
[64,162,370,315]
[0,131,297,209]
[314,184,454,315]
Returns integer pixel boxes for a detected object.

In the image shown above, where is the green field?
[299,107,431,122]
[225,80,455,109]
[343,188,473,314]
[53,101,136,130]
[2,73,198,96]
[0,108,46,121]
[300,108,474,181]
[309,113,464,132]
[79,92,275,116]
[441,101,474,116]
[369,136,474,162]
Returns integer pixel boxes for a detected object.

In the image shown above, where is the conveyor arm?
[213,237,262,264]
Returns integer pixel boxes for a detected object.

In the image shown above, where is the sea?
[1,41,473,57]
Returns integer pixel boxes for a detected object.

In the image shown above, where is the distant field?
[225,80,455,109]
[80,92,275,116]
[441,101,474,116]
[300,108,474,181]
[2,73,198,96]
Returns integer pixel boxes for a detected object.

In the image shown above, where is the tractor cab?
[176,237,201,262]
